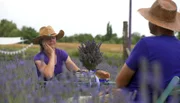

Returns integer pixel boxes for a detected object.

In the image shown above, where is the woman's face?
[43,36,56,48]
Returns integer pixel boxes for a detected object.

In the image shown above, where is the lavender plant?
[78,40,103,71]
[1,54,177,103]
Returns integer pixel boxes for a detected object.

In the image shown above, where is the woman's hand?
[43,42,55,58]
[79,69,88,72]
[95,70,110,79]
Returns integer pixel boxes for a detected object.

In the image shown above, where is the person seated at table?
[115,0,180,102]
[33,25,110,81]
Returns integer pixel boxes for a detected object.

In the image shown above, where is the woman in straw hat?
[33,26,110,81]
[33,26,81,81]
[115,0,180,102]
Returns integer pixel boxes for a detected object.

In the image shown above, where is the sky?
[0,0,180,37]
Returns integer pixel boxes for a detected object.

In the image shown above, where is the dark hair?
[149,22,174,36]
[39,39,44,51]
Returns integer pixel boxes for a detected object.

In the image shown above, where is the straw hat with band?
[33,25,64,44]
[138,0,180,32]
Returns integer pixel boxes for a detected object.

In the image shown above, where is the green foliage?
[0,19,19,37]
[68,50,79,57]
[58,33,94,43]
[105,22,113,41]
[0,19,143,44]
[20,26,38,44]
[94,34,102,41]
[59,22,126,44]
[75,33,94,42]
[131,32,142,44]
[0,19,38,44]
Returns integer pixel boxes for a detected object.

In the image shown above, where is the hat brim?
[138,8,180,32]
[33,30,64,44]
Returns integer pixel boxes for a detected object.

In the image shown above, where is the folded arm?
[34,55,55,79]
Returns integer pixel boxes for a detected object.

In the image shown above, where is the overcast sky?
[0,0,180,37]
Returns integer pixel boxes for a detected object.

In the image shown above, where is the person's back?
[125,35,180,100]
[115,0,180,102]
[145,35,180,88]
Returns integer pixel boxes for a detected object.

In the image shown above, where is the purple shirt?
[125,35,180,101]
[34,48,68,79]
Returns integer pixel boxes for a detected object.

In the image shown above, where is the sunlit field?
[0,43,126,62]
[0,42,124,53]
[56,42,123,53]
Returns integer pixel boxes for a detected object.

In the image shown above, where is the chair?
[126,48,131,56]
[156,76,180,103]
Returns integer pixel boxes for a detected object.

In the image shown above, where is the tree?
[131,32,141,44]
[77,33,94,42]
[58,33,94,43]
[20,26,38,44]
[0,19,19,37]
[105,22,113,41]
[94,34,103,42]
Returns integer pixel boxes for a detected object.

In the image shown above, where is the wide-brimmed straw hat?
[33,25,64,44]
[138,0,180,31]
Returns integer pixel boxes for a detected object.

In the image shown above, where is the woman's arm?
[65,56,80,72]
[116,39,148,88]
[115,63,135,88]
[35,54,55,79]
[34,43,56,79]
[95,70,110,79]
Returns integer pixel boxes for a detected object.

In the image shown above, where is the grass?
[0,42,131,67]
[56,42,124,53]
[0,42,125,59]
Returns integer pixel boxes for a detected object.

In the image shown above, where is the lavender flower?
[79,40,103,71]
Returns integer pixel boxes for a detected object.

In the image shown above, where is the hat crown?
[33,26,64,44]
[150,0,177,22]
[39,26,56,36]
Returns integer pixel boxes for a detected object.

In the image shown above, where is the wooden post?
[122,21,129,63]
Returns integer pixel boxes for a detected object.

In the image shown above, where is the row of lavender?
[0,57,121,103]
[2,56,179,103]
